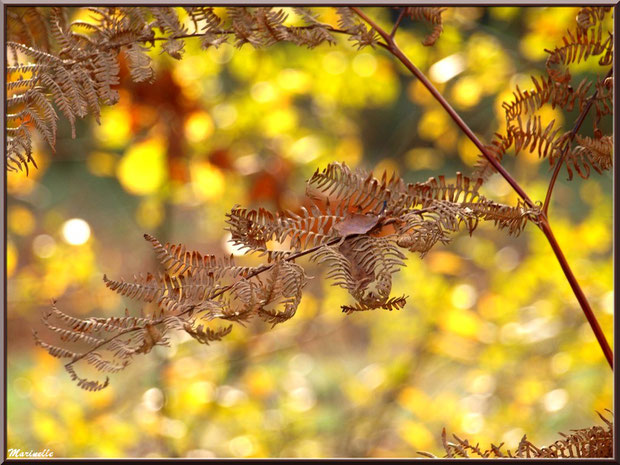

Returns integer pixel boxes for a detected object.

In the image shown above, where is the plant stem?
[390,8,407,38]
[543,67,613,216]
[351,7,613,370]
[351,7,536,209]
[539,218,613,368]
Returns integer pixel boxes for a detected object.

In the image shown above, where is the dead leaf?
[334,212,380,237]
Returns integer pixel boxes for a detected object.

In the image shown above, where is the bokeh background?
[6,6,613,458]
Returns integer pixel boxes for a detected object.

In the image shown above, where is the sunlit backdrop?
[7,6,613,458]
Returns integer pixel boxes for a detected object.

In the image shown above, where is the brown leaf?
[334,212,380,237]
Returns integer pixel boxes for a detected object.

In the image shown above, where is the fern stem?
[543,67,613,216]
[351,7,536,209]
[175,237,343,320]
[351,7,613,370]
[390,8,407,39]
[539,219,613,369]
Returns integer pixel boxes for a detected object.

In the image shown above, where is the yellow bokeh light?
[332,137,362,166]
[352,53,377,77]
[87,152,117,177]
[405,147,444,171]
[429,53,465,83]
[277,68,311,93]
[322,51,347,75]
[7,241,18,278]
[61,218,91,245]
[418,109,449,141]
[32,234,56,258]
[9,206,35,236]
[136,197,164,229]
[458,136,482,167]
[212,103,238,129]
[117,137,167,196]
[94,105,132,149]
[191,161,225,201]
[184,111,214,143]
[426,251,462,275]
[263,108,297,136]
[443,308,481,339]
[452,76,483,109]
[250,81,277,103]
[289,136,322,163]
[400,421,434,450]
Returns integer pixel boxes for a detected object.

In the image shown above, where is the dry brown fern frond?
[336,7,378,50]
[36,162,535,389]
[5,6,341,173]
[472,7,612,182]
[421,411,613,458]
[7,7,51,52]
[546,20,613,84]
[576,7,612,31]
[404,7,446,46]
[564,134,613,180]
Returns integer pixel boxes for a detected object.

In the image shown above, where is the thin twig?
[351,7,536,209]
[390,8,407,39]
[543,67,613,216]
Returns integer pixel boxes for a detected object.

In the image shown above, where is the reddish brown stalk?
[351,7,613,369]
[539,219,613,368]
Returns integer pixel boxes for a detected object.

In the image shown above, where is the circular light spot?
[601,291,614,315]
[352,53,377,77]
[289,386,316,412]
[208,43,234,64]
[32,234,56,258]
[185,112,214,143]
[229,435,254,457]
[461,412,484,434]
[251,81,276,103]
[322,51,347,74]
[550,352,572,376]
[451,284,478,309]
[212,103,238,129]
[61,218,91,245]
[142,387,164,412]
[543,388,568,412]
[495,246,520,272]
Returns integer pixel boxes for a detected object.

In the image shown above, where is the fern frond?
[84,352,129,373]
[65,364,109,392]
[576,7,611,30]
[564,135,613,180]
[342,295,408,314]
[183,322,233,344]
[256,261,308,327]
[545,23,612,83]
[336,7,377,49]
[33,331,82,359]
[7,7,51,51]
[404,7,446,46]
[144,233,251,279]
[149,7,187,36]
[307,162,404,215]
[123,43,154,82]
